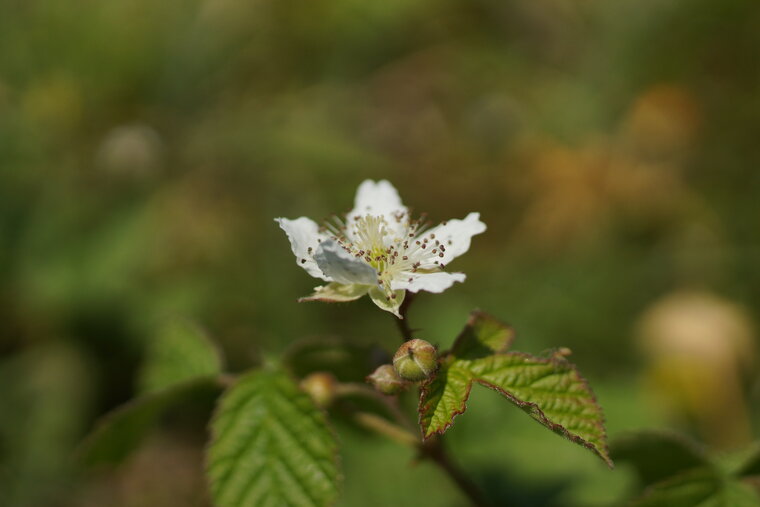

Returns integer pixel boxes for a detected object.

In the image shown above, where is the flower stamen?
[318,210,447,297]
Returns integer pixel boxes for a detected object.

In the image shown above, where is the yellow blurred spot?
[623,84,702,158]
[637,290,756,449]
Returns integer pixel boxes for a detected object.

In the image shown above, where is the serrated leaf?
[206,368,340,507]
[138,319,223,395]
[298,283,369,303]
[419,311,611,467]
[611,431,710,486]
[78,378,219,467]
[451,310,515,358]
[632,468,760,507]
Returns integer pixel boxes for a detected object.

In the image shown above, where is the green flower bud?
[393,339,438,382]
[367,364,406,395]
[300,372,337,407]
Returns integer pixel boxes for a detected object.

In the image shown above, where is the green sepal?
[299,282,369,303]
[368,286,405,318]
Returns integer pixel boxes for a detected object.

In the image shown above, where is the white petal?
[314,238,378,285]
[349,179,406,219]
[426,212,486,266]
[346,180,409,242]
[392,271,466,293]
[275,217,331,281]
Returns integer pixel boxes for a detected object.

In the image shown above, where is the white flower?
[275,180,486,318]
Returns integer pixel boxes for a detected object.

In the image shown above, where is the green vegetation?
[1,0,759,505]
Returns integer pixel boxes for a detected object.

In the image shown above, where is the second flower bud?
[393,339,438,381]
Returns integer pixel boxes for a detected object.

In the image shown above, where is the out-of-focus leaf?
[611,431,710,486]
[632,468,760,507]
[206,367,340,507]
[286,337,397,425]
[138,319,223,395]
[78,378,219,467]
[284,337,388,383]
[0,345,91,506]
[739,447,760,478]
[419,311,611,467]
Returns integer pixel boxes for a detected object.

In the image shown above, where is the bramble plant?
[78,180,613,506]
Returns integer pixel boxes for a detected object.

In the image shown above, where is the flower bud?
[300,372,337,407]
[393,339,438,382]
[367,364,406,395]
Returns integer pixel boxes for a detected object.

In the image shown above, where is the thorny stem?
[390,294,493,507]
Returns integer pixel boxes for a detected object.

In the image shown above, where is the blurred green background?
[1,0,759,505]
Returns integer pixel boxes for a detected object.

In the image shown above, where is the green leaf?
[80,319,224,468]
[206,368,340,507]
[611,431,710,486]
[451,310,515,358]
[632,468,760,507]
[419,311,611,467]
[138,319,223,395]
[298,282,369,303]
[78,378,220,467]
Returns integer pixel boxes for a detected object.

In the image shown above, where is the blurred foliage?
[137,319,223,395]
[613,433,760,506]
[1,0,759,504]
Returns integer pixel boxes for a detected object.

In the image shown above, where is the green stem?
[353,413,419,448]
[395,292,416,341]
[335,382,415,432]
[392,295,492,507]
[344,385,492,506]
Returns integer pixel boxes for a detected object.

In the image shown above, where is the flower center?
[322,211,448,295]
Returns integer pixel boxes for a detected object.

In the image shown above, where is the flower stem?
[353,412,419,448]
[335,382,415,431]
[395,292,416,341]
[391,296,492,507]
